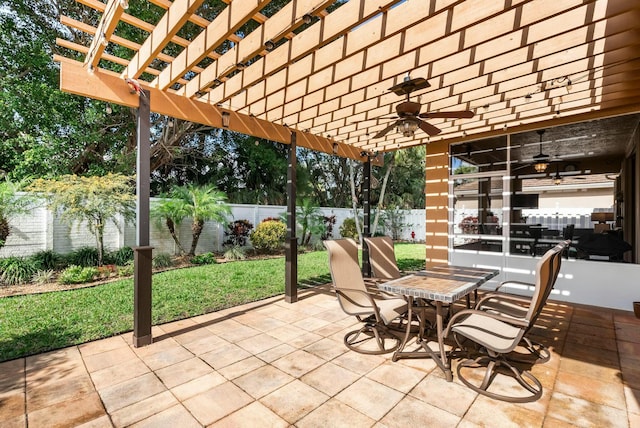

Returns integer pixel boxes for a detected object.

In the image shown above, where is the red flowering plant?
[458,215,479,234]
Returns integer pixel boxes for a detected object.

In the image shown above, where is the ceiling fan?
[373,76,475,139]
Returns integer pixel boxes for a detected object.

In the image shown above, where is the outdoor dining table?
[378,265,499,381]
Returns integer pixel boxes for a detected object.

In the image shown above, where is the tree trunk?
[96,221,105,266]
[348,160,363,245]
[166,218,186,255]
[189,219,204,256]
[0,216,9,249]
[372,156,395,236]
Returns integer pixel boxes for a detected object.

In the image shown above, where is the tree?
[151,197,189,255]
[169,184,231,256]
[0,178,32,250]
[27,174,135,265]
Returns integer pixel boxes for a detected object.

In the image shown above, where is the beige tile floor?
[2,285,640,427]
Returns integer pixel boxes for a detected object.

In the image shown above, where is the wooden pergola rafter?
[57,0,640,157]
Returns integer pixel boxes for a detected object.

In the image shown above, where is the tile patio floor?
[2,285,640,427]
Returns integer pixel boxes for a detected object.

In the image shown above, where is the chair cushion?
[451,313,522,353]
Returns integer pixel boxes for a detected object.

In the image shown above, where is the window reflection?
[450,122,631,262]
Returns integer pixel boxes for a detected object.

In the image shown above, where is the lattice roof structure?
[56,0,640,161]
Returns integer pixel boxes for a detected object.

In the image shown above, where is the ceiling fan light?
[533,159,549,173]
[398,119,418,137]
[554,176,562,185]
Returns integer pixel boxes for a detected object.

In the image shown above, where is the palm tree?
[0,178,32,250]
[151,197,189,255]
[296,198,325,247]
[171,185,231,256]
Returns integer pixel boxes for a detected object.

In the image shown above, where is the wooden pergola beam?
[121,0,206,80]
[75,0,221,64]
[83,0,125,70]
[59,15,205,77]
[155,0,271,91]
[205,0,402,104]
[58,59,365,161]
[179,0,336,97]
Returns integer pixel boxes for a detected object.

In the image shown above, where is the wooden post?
[285,131,298,303]
[133,89,153,347]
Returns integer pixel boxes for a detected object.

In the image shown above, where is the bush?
[250,219,287,253]
[0,257,38,285]
[105,247,134,266]
[32,269,56,285]
[224,219,253,247]
[66,247,99,267]
[190,252,217,265]
[153,253,174,268]
[58,265,99,284]
[117,262,134,277]
[224,246,246,261]
[30,250,62,270]
[339,218,359,239]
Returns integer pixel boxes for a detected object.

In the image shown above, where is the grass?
[0,243,425,362]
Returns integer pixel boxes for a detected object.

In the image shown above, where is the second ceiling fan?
[373,76,475,139]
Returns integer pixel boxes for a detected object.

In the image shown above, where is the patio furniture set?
[324,236,570,403]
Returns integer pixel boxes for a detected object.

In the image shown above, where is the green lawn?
[0,243,425,362]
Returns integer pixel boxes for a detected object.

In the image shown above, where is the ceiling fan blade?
[418,119,441,136]
[419,110,475,119]
[373,121,400,139]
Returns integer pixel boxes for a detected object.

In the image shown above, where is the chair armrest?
[494,280,533,292]
[334,287,378,310]
[475,292,531,309]
[443,308,529,338]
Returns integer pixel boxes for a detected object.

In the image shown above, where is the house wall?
[450,249,640,312]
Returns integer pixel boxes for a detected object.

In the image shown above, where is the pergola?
[55,0,640,346]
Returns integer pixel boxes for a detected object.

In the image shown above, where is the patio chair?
[364,236,402,280]
[476,241,568,363]
[324,239,408,354]
[443,244,561,402]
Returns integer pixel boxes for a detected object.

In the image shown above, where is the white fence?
[1,198,425,258]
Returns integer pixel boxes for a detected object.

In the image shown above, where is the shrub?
[58,265,99,284]
[105,247,134,266]
[224,246,246,261]
[153,253,174,268]
[339,218,359,239]
[322,215,336,240]
[190,252,217,265]
[30,250,62,270]
[96,265,117,279]
[0,257,38,285]
[117,262,134,277]
[66,247,99,267]
[250,220,287,253]
[32,269,56,285]
[224,219,253,247]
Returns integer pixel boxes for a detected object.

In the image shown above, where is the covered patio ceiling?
[55,0,640,162]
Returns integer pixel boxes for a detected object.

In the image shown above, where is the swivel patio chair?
[324,239,408,354]
[444,244,560,402]
[477,241,568,363]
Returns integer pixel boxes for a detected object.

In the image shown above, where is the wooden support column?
[285,131,298,303]
[362,156,372,277]
[425,141,450,266]
[133,89,153,347]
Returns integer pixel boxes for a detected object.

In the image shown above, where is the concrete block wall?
[0,196,425,258]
